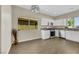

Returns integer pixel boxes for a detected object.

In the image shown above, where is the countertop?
[41,27,79,31]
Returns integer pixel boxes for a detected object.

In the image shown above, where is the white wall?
[1,6,12,54]
[54,19,67,26]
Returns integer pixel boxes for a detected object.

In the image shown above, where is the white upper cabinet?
[41,18,54,26]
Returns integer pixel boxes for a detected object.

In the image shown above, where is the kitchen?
[1,5,79,54]
[10,5,79,54]
[41,17,79,43]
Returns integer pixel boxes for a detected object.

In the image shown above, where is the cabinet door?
[55,30,59,37]
[55,30,66,38]
[41,30,50,39]
[66,31,79,42]
[60,30,66,38]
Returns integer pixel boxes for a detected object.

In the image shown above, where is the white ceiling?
[17,5,79,16]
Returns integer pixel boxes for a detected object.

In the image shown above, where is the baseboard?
[7,44,12,54]
[1,44,12,54]
[66,39,79,43]
[17,38,41,43]
[59,37,66,39]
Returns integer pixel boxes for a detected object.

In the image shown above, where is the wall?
[54,19,67,26]
[1,6,12,54]
[55,10,79,19]
[12,6,53,42]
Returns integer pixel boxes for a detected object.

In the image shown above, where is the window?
[18,18,38,30]
[74,17,79,27]
[67,17,74,28]
[67,16,79,28]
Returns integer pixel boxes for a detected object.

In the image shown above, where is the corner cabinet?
[55,30,66,38]
[60,30,66,38]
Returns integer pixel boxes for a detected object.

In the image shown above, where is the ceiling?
[17,5,79,16]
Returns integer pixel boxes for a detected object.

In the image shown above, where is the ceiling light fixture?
[31,5,40,13]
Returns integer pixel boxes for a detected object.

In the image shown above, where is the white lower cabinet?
[55,29,79,42]
[66,31,79,42]
[41,30,50,40]
[55,30,66,38]
[41,29,79,43]
[60,30,66,38]
[55,30,59,37]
